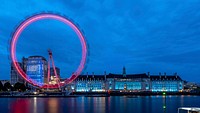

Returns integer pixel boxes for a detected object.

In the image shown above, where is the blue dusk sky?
[0,0,200,82]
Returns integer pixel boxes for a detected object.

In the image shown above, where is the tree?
[14,82,21,91]
[20,83,26,92]
[0,81,3,91]
[14,82,26,92]
[3,82,12,91]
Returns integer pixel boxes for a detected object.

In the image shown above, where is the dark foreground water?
[0,96,200,113]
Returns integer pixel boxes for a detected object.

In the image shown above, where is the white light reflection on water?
[33,97,37,113]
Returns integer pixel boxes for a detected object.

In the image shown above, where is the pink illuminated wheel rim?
[10,13,87,88]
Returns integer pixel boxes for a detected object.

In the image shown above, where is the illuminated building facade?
[106,73,150,91]
[50,67,60,77]
[10,62,24,85]
[70,68,183,92]
[150,74,183,92]
[26,56,48,86]
[71,73,150,92]
[72,73,106,92]
[49,67,60,84]
[22,57,28,73]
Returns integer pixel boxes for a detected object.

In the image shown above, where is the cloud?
[1,0,200,82]
[148,50,200,64]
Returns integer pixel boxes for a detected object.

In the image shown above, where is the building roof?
[28,56,47,61]
[73,73,183,81]
[76,75,106,81]
[75,73,149,80]
[106,73,148,79]
[150,75,182,81]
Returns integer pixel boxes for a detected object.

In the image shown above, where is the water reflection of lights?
[10,99,30,113]
[180,95,184,106]
[48,98,59,113]
[81,97,85,112]
[33,97,37,113]
[93,97,106,113]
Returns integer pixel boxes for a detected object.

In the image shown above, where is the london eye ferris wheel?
[10,13,88,89]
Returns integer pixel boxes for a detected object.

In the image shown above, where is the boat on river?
[178,107,200,113]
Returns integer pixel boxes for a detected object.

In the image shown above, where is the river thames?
[0,96,199,113]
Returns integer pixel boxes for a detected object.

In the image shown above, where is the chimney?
[104,71,107,80]
[147,72,150,77]
[92,72,94,77]
[123,66,126,77]
[87,72,88,78]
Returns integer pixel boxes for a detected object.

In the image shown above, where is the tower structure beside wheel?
[47,49,61,90]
